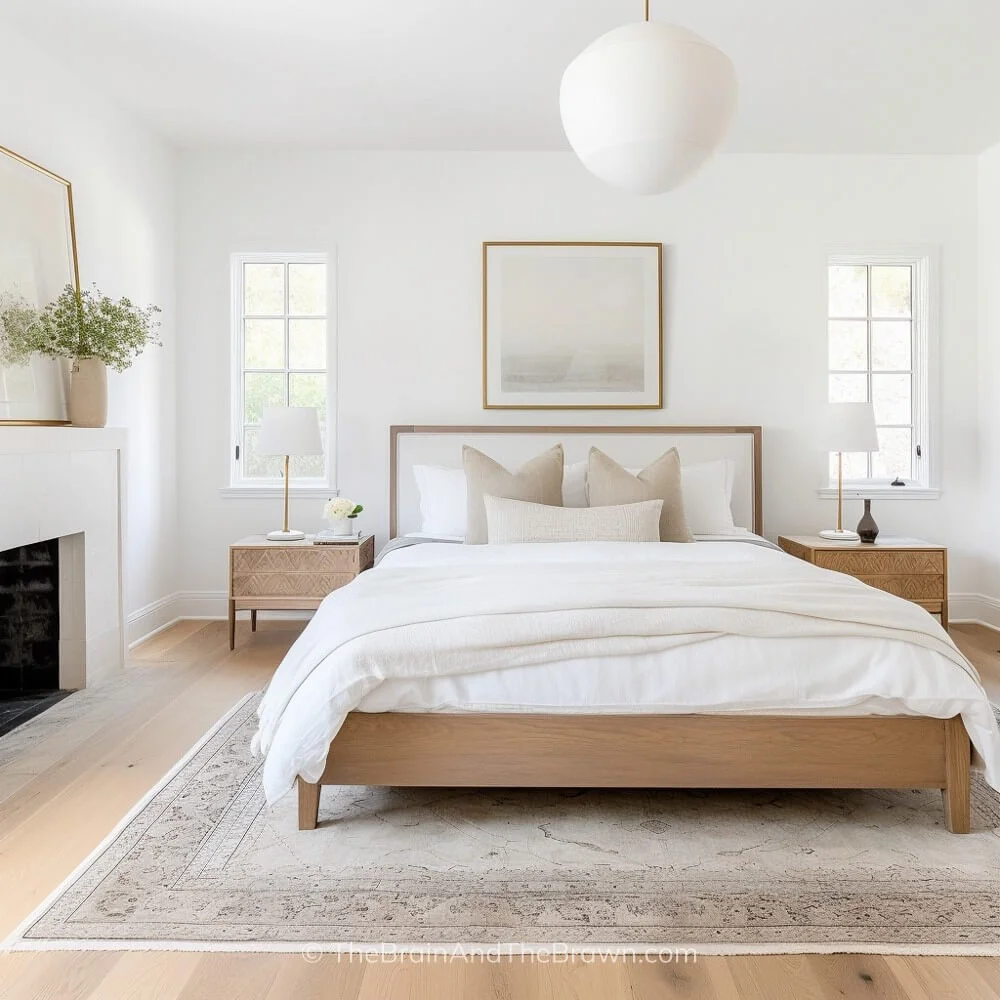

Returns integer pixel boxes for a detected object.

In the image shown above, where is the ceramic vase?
[329,517,354,537]
[856,499,879,544]
[68,357,108,428]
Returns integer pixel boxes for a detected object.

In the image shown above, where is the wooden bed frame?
[296,425,973,834]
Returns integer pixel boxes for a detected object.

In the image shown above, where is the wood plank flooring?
[1,619,999,999]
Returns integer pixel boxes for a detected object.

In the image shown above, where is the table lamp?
[257,406,323,541]
[820,401,879,541]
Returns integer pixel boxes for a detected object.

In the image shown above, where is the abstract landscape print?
[483,242,662,409]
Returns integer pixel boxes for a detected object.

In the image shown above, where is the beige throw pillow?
[463,444,564,544]
[586,446,694,543]
[484,495,663,544]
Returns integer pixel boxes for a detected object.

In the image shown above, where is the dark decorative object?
[856,499,879,544]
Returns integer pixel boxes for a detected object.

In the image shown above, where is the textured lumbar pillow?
[484,495,663,544]
[587,446,693,542]
[462,444,564,544]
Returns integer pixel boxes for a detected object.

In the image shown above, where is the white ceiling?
[4,0,1000,153]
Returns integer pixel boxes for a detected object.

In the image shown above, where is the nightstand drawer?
[232,547,360,575]
[855,574,945,601]
[231,571,357,599]
[814,550,944,576]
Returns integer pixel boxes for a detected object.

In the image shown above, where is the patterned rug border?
[6,694,1000,957]
[3,693,260,954]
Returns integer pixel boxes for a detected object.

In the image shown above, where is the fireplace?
[0,539,72,735]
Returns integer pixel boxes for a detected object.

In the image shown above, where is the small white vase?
[329,517,354,537]
[68,357,108,428]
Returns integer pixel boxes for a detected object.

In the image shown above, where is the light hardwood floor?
[1,619,1000,999]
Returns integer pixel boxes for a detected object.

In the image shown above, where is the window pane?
[830,451,869,480]
[828,321,867,371]
[243,426,282,479]
[829,373,867,403]
[872,427,912,481]
[289,375,327,427]
[243,263,284,315]
[289,320,327,370]
[244,319,285,369]
[871,373,911,425]
[244,372,286,424]
[829,265,867,317]
[871,321,911,371]
[870,266,911,318]
[290,451,326,479]
[288,263,326,316]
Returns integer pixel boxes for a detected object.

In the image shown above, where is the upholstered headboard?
[389,425,763,538]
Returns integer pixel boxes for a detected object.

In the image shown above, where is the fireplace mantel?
[0,427,126,687]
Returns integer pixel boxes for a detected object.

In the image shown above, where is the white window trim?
[817,245,940,500]
[225,250,337,496]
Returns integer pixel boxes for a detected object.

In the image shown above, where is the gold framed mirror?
[0,144,80,425]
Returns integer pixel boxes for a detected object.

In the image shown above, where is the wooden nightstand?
[777,535,948,630]
[228,534,375,649]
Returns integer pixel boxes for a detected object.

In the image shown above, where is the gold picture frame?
[0,144,80,425]
[482,241,663,410]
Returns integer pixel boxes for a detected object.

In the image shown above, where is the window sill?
[220,486,337,500]
[816,486,940,500]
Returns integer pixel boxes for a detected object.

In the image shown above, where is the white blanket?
[256,541,1000,803]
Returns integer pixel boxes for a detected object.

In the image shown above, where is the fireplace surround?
[0,427,126,691]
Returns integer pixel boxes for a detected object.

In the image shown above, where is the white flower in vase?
[323,497,363,536]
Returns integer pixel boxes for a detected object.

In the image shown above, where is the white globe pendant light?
[560,3,738,195]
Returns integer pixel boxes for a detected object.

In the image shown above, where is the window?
[229,253,333,491]
[827,251,935,491]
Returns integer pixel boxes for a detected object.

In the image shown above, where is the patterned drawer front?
[232,547,356,575]
[815,550,943,576]
[232,572,357,599]
[855,575,944,601]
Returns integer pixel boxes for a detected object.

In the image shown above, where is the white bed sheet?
[257,536,1000,801]
[361,539,993,732]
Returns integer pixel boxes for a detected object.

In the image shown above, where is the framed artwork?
[482,241,662,410]
[0,144,80,425]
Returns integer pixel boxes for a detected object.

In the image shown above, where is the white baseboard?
[949,593,1000,631]
[129,589,1000,650]
[127,591,312,648]
[126,594,182,648]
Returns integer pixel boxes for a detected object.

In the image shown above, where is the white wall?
[176,151,984,610]
[0,22,178,639]
[978,143,1000,625]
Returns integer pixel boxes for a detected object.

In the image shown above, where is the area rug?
[8,694,1000,955]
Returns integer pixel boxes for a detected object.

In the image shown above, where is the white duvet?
[255,538,1000,803]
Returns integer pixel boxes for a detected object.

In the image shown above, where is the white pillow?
[682,460,736,534]
[562,461,588,507]
[625,459,736,534]
[484,495,663,544]
[413,461,587,535]
[413,465,466,537]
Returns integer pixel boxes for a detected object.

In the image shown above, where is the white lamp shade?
[822,402,879,453]
[257,406,323,456]
[559,21,738,195]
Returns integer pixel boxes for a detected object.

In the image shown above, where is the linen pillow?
[587,446,694,543]
[484,495,663,544]
[463,444,564,544]
[414,455,588,537]
[625,458,736,535]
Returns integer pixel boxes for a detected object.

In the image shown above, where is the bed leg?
[942,716,971,834]
[298,779,321,831]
